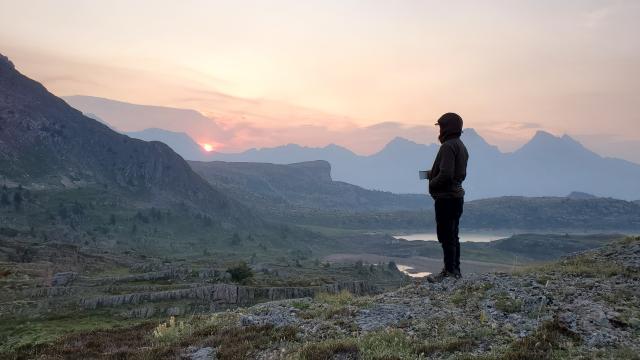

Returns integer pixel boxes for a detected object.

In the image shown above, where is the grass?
[359,329,420,359]
[450,282,493,307]
[493,292,523,314]
[414,338,475,356]
[5,312,297,360]
[0,312,145,354]
[4,322,157,360]
[291,300,311,310]
[204,324,298,360]
[592,346,640,360]
[315,290,372,308]
[298,290,373,320]
[517,236,640,279]
[554,257,634,278]
[297,338,359,360]
[501,319,580,360]
[294,329,476,360]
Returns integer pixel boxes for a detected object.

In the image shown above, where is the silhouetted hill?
[63,95,228,147]
[567,191,598,200]
[486,233,620,261]
[463,196,640,230]
[189,160,431,213]
[0,54,242,218]
[126,128,212,161]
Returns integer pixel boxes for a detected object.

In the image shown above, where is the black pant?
[435,198,463,273]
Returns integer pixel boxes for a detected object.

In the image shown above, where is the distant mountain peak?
[567,191,598,199]
[373,137,427,157]
[390,136,416,144]
[139,127,189,136]
[384,136,422,149]
[324,143,349,150]
[518,130,591,155]
[463,127,479,136]
[560,134,583,146]
[462,127,491,143]
[533,130,556,139]
[528,131,581,145]
[282,143,304,150]
[0,54,14,69]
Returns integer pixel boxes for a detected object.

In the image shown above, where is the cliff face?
[79,281,376,310]
[189,159,431,213]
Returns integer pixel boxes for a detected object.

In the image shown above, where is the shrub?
[502,320,580,360]
[227,261,253,283]
[152,316,192,345]
[359,329,417,360]
[494,292,523,314]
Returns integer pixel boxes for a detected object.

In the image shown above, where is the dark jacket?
[428,136,468,199]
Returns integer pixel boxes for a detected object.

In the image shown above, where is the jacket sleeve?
[429,144,455,189]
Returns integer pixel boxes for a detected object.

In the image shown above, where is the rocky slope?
[0,54,243,217]
[11,237,639,359]
[225,237,640,358]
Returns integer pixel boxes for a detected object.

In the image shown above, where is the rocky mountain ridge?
[0,53,247,219]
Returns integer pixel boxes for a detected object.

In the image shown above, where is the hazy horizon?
[1,1,639,161]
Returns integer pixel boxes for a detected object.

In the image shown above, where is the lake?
[396,264,431,278]
[393,232,509,243]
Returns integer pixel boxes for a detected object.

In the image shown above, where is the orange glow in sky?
[202,143,215,152]
[1,1,639,161]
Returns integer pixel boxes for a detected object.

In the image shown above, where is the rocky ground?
[6,237,640,359]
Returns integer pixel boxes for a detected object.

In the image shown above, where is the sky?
[1,0,639,160]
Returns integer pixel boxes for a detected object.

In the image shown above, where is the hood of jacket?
[436,113,463,143]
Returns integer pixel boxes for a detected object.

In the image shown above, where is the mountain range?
[58,98,640,200]
[209,130,640,200]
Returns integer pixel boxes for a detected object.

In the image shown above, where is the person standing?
[426,113,469,282]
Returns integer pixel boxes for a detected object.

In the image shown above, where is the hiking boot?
[426,269,454,283]
[452,268,463,279]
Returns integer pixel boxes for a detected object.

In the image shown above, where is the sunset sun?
[202,143,214,152]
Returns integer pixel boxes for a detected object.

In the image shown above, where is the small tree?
[1,185,9,206]
[229,232,242,247]
[226,261,253,283]
[388,261,398,272]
